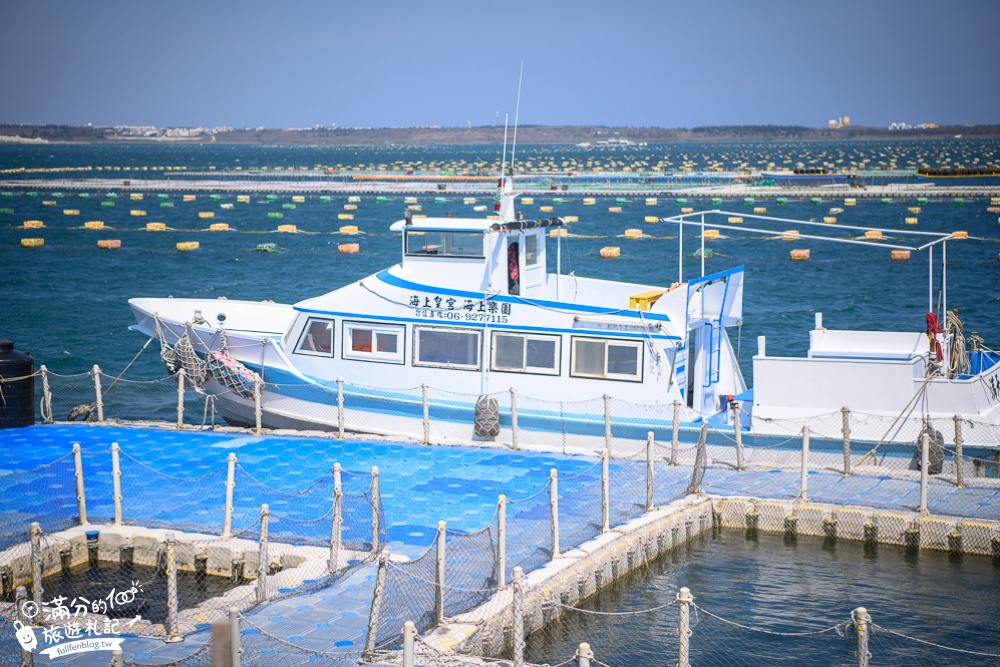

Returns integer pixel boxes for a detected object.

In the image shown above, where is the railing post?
[434,520,446,625]
[646,431,655,512]
[510,388,519,450]
[371,466,381,555]
[953,414,964,488]
[421,383,430,445]
[919,432,929,514]
[549,468,560,559]
[799,425,810,502]
[165,533,181,642]
[841,406,852,475]
[72,443,88,526]
[677,587,693,667]
[671,401,680,465]
[111,442,122,526]
[40,364,52,424]
[176,367,185,427]
[601,449,610,532]
[222,452,237,538]
[92,364,104,421]
[29,523,42,611]
[336,377,345,439]
[363,551,389,662]
[575,642,594,667]
[402,621,416,667]
[257,504,269,604]
[229,607,241,667]
[16,585,35,667]
[512,566,525,667]
[497,494,506,588]
[253,373,262,436]
[852,607,872,667]
[603,394,612,451]
[329,463,342,573]
[731,401,743,471]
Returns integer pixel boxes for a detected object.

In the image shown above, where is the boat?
[128,176,1000,448]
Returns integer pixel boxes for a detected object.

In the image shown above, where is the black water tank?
[0,339,35,428]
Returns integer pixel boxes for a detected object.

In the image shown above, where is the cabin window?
[295,318,334,357]
[406,230,483,258]
[343,321,404,364]
[570,337,643,382]
[414,327,481,370]
[491,332,560,375]
[524,234,539,266]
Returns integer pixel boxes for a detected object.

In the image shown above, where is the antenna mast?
[511,61,524,172]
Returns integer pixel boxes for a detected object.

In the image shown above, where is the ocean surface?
[1,141,998,389]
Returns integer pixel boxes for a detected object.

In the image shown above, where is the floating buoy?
[727,216,743,224]
[680,207,694,214]
[84,221,105,230]
[463,197,477,205]
[540,205,554,213]
[344,204,358,211]
[645,198,657,205]
[22,220,44,229]
[776,198,788,205]
[549,228,568,237]
[702,229,719,240]
[160,202,174,208]
[198,211,215,219]
[237,195,251,203]
[953,198,964,205]
[63,209,80,216]
[823,217,837,224]
[268,212,284,219]
[890,250,910,261]
[753,207,766,214]
[473,205,487,212]
[282,203,296,210]
[624,228,643,239]
[987,207,1000,214]
[711,198,723,206]
[220,203,234,210]
[210,223,230,232]
[338,213,355,220]
[844,198,857,206]
[916,198,928,205]
[348,196,361,203]
[265,195,279,202]
[789,249,810,261]
[990,197,1000,206]
[583,198,596,206]
[20,238,44,248]
[743,198,755,205]
[829,207,844,214]
[782,230,799,241]
[407,205,422,211]
[183,194,196,202]
[599,246,620,258]
[277,224,297,233]
[130,193,143,201]
[146,222,166,231]
[810,197,822,205]
[101,201,115,207]
[562,215,578,223]
[615,198,628,204]
[97,239,121,249]
[130,210,146,217]
[292,195,305,203]
[338,243,360,253]
[42,200,56,206]
[951,231,968,239]
[908,206,921,214]
[176,241,200,251]
[904,217,918,225]
[0,208,13,215]
[339,225,358,235]
[209,194,222,202]
[675,198,688,205]
[404,196,418,204]
[644,216,659,223]
[864,230,882,239]
[255,243,278,253]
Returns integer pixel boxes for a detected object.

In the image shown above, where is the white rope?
[872,624,1000,657]
[695,605,847,637]
[547,596,677,617]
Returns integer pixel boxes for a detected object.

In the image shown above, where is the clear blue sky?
[2,0,998,129]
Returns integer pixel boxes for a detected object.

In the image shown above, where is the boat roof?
[389,216,564,233]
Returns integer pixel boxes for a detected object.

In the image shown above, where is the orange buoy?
[599,246,621,258]
[864,230,882,239]
[782,230,800,241]
[84,221,105,230]
[789,249,810,261]
[702,229,719,240]
[20,238,44,247]
[97,239,121,249]
[22,220,44,229]
[890,250,910,261]
[146,222,166,231]
[952,231,968,239]
[277,224,297,233]
[176,241,199,251]
[624,228,643,239]
[338,243,360,253]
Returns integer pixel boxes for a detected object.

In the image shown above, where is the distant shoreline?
[3,123,1000,145]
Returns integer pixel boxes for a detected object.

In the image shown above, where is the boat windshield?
[405,230,483,258]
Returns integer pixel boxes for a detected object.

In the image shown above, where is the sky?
[1,0,998,130]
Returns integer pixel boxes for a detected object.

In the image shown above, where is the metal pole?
[177,367,185,427]
[330,463,342,573]
[919,432,929,514]
[842,406,851,475]
[732,401,743,471]
[29,523,42,611]
[497,494,507,588]
[576,642,594,667]
[700,212,706,277]
[928,245,933,315]
[953,415,964,488]
[40,364,52,424]
[671,401,680,465]
[165,533,180,642]
[677,587,693,667]
[603,394,612,451]
[645,431,654,512]
[434,521,446,624]
[601,449,610,532]
[510,388,519,450]
[256,504,270,604]
[371,466,381,555]
[111,442,122,526]
[253,373,262,436]
[422,383,430,445]
[92,364,104,421]
[72,443,88,526]
[853,607,872,667]
[336,376,345,439]
[223,452,237,538]
[229,608,241,667]
[402,621,416,667]
[800,426,810,502]
[678,216,684,283]
[16,586,34,667]
[363,551,389,662]
[549,468,560,559]
[512,566,525,667]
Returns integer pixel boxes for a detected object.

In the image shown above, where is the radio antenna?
[510,61,524,173]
